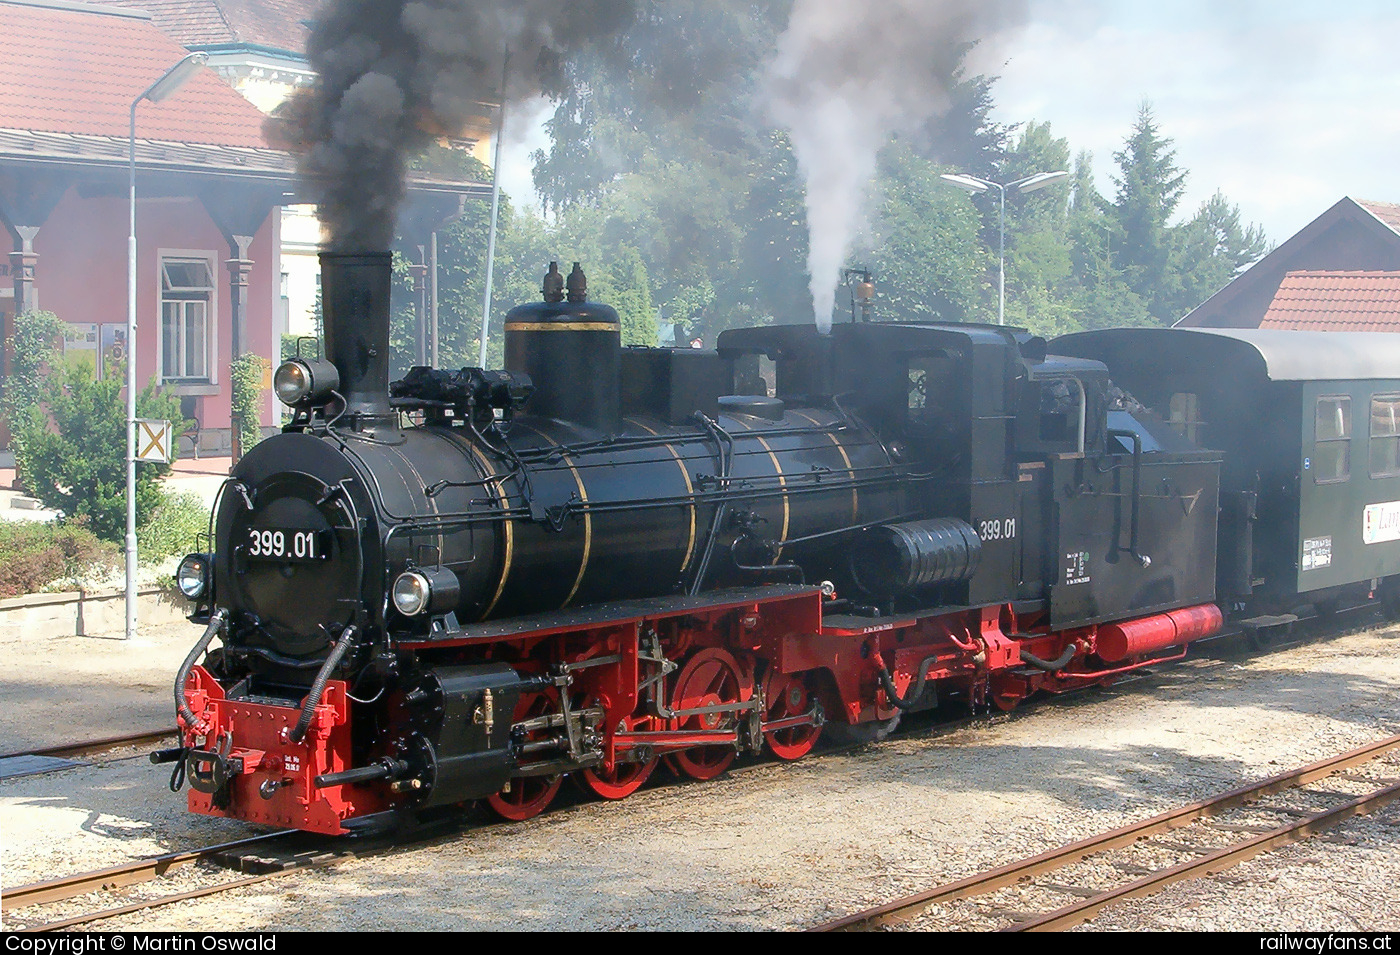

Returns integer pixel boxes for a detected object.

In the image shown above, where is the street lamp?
[127,51,207,641]
[478,48,509,370]
[940,170,1068,325]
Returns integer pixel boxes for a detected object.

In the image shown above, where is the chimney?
[320,251,393,419]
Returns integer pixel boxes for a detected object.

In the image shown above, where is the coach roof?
[1054,327,1400,382]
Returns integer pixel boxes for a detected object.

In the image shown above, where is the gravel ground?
[3,617,1399,931]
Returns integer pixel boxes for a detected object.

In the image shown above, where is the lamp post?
[127,51,207,642]
[478,49,509,370]
[940,170,1068,325]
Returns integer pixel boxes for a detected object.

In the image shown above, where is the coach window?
[1370,394,1400,478]
[1314,395,1351,484]
[160,254,215,383]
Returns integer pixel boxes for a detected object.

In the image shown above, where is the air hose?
[289,625,359,744]
[175,609,227,730]
[876,655,940,710]
[1019,644,1078,672]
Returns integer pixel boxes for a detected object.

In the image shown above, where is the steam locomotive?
[161,252,1400,835]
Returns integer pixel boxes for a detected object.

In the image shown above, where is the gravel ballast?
[3,618,1398,931]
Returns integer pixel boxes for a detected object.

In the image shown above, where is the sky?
[497,0,1400,247]
[966,0,1399,243]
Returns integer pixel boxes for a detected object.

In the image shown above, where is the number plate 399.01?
[245,527,328,562]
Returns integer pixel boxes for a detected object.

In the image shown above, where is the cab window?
[1168,392,1201,444]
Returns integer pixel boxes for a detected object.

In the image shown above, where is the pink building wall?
[4,184,280,436]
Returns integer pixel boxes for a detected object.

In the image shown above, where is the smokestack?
[320,252,393,419]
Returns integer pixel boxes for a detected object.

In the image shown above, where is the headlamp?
[176,553,212,600]
[391,567,460,617]
[274,358,340,407]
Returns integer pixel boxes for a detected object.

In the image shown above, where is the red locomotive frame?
[178,585,1220,835]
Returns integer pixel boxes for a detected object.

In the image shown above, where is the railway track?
[0,727,177,762]
[0,698,1024,932]
[0,832,303,931]
[0,630,1371,931]
[812,734,1400,932]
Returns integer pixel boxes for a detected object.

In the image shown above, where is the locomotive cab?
[1055,327,1400,621]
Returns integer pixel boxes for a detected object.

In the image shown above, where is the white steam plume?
[763,0,1027,332]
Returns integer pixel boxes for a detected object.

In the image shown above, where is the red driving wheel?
[667,647,751,781]
[761,668,819,761]
[485,688,563,821]
[579,701,659,801]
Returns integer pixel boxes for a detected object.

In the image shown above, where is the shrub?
[230,352,269,455]
[12,357,185,543]
[140,489,211,562]
[1,310,65,487]
[0,520,120,598]
[281,333,322,361]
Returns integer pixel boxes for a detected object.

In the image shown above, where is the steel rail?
[812,733,1400,932]
[1008,777,1400,932]
[0,727,177,761]
[1,832,294,912]
[23,872,281,932]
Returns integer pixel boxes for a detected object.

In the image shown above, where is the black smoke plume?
[290,0,636,251]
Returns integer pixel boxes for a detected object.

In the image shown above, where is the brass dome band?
[504,322,620,333]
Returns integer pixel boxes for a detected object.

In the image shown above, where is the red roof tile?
[104,0,235,47]
[1259,270,1400,333]
[101,0,313,56]
[0,0,272,148]
[1358,200,1400,236]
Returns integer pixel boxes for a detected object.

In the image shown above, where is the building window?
[161,256,214,382]
[1371,394,1400,479]
[1314,395,1351,484]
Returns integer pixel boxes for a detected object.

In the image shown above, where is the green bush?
[140,489,211,562]
[2,310,65,487]
[230,352,269,455]
[12,357,184,543]
[281,333,322,361]
[0,520,120,598]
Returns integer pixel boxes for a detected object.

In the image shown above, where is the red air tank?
[1096,604,1223,662]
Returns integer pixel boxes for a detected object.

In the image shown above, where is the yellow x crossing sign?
[135,419,172,464]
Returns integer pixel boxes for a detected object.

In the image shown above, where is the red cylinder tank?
[1096,603,1223,662]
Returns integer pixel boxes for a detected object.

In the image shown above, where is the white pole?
[997,182,1006,326]
[125,100,139,642]
[939,170,1066,328]
[124,52,206,642]
[478,50,508,370]
[430,231,439,367]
